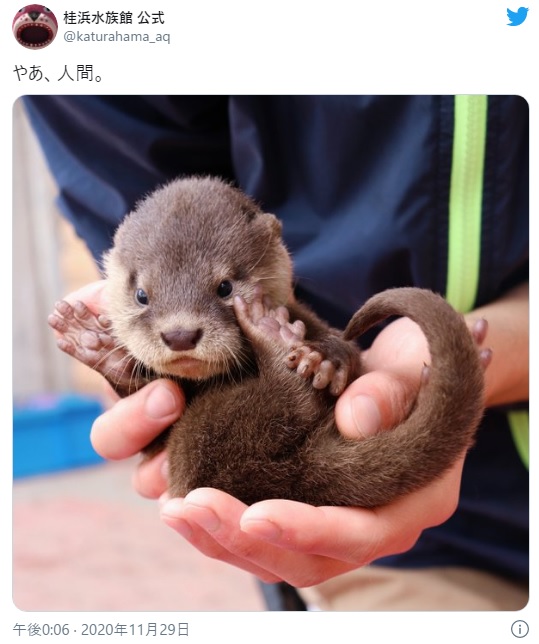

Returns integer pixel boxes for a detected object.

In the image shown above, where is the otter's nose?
[29,11,41,20]
[161,328,203,351]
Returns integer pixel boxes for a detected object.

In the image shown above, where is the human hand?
[91,377,185,498]
[157,315,482,586]
[86,288,485,586]
[336,316,431,439]
[157,451,464,586]
[94,385,464,587]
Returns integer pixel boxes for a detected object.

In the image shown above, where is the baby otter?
[49,176,487,507]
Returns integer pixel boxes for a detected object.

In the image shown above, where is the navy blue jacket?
[23,95,529,583]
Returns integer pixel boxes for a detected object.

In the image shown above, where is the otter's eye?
[217,280,233,298]
[135,288,149,306]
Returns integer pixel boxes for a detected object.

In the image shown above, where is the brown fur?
[70,177,487,507]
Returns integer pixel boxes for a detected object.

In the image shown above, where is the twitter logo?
[507,7,529,25]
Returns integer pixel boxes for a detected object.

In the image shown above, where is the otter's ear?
[257,212,283,239]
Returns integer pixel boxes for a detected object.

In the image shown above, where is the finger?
[467,317,488,345]
[62,280,107,314]
[242,501,417,570]
[241,455,465,564]
[160,493,283,583]
[132,450,169,499]
[90,380,185,459]
[241,499,383,564]
[479,348,493,370]
[166,489,354,587]
[335,371,416,439]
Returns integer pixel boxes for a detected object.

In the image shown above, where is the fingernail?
[184,504,221,533]
[479,348,493,370]
[160,500,193,540]
[171,519,193,540]
[145,384,178,419]
[160,497,183,517]
[241,518,282,542]
[351,395,381,438]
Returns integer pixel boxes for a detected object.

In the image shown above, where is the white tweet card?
[4,2,535,643]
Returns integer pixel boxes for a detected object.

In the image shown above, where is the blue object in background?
[13,394,105,478]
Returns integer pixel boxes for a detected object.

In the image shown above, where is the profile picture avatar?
[13,5,58,49]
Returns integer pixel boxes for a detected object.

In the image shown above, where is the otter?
[48,176,487,507]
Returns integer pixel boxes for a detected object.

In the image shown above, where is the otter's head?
[103,177,293,380]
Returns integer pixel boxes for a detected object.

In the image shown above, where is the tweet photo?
[5,2,533,643]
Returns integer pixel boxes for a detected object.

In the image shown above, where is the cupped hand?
[159,455,463,587]
[158,316,466,587]
[83,284,472,587]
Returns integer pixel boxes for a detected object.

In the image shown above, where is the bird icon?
[507,7,529,26]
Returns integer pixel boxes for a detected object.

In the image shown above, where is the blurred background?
[12,99,264,611]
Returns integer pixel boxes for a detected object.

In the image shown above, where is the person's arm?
[86,281,527,586]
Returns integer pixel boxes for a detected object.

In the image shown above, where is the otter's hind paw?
[286,344,349,395]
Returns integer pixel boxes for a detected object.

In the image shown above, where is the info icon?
[13,5,58,50]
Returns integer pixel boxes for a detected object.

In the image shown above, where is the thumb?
[90,379,185,459]
[62,279,107,313]
[335,370,419,440]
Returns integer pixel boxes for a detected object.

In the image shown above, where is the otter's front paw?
[233,289,350,395]
[48,300,136,390]
[233,288,306,357]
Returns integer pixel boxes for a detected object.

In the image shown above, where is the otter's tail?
[301,288,485,507]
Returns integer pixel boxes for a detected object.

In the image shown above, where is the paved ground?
[13,460,265,612]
